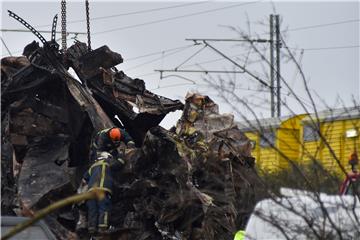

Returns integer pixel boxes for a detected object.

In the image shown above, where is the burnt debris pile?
[1,37,257,239]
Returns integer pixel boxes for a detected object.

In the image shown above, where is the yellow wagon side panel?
[320,121,342,173]
[241,111,359,174]
[259,146,278,172]
[277,115,306,169]
[300,117,360,174]
[244,131,278,172]
[278,128,300,169]
[300,127,322,166]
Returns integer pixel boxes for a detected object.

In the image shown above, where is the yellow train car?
[238,114,307,172]
[238,108,360,174]
[300,108,360,174]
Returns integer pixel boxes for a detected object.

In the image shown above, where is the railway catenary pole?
[275,14,281,117]
[270,14,275,117]
[158,14,282,117]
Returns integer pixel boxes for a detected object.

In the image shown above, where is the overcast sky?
[1,0,359,128]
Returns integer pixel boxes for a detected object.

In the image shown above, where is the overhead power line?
[0,29,86,35]
[131,53,261,78]
[150,82,269,93]
[0,35,74,58]
[133,72,159,78]
[132,55,263,79]
[174,45,207,70]
[150,81,313,109]
[1,37,12,56]
[93,1,260,35]
[126,44,194,61]
[124,44,195,71]
[196,40,269,87]
[183,54,259,68]
[285,19,360,32]
[33,2,211,29]
[186,38,270,43]
[291,45,360,51]
[155,69,246,74]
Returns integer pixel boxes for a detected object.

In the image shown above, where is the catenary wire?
[92,1,260,35]
[33,2,211,29]
[123,44,195,71]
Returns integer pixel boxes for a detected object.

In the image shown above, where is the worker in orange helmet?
[89,127,135,163]
[76,128,134,234]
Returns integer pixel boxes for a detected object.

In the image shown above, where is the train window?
[303,123,319,142]
[260,130,276,148]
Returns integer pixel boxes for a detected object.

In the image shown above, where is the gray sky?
[1,0,359,128]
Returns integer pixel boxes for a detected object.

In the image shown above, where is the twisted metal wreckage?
[1,11,258,240]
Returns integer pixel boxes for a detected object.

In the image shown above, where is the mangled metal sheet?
[18,135,72,214]
[176,93,234,140]
[1,141,17,216]
[65,42,183,144]
[66,42,183,115]
[176,92,254,164]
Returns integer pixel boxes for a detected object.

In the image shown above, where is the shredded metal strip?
[51,14,58,42]
[8,10,47,45]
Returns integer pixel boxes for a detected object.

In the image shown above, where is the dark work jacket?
[92,128,133,152]
[83,154,124,194]
[90,128,133,162]
[83,159,113,194]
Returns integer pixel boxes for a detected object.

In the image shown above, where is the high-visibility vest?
[234,230,246,240]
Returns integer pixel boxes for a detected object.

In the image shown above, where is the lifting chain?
[61,0,67,51]
[85,0,91,51]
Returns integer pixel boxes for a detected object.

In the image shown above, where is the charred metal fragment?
[22,41,40,58]
[65,41,183,145]
[1,140,17,216]
[77,45,123,80]
[17,135,72,213]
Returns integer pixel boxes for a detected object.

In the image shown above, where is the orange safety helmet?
[109,128,122,142]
